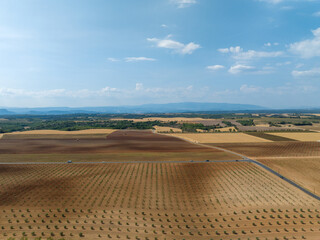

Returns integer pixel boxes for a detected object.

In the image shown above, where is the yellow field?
[168,133,271,143]
[153,126,182,133]
[111,117,206,122]
[259,157,320,194]
[6,129,116,135]
[299,123,320,132]
[268,132,320,141]
[0,134,3,139]
[215,126,237,132]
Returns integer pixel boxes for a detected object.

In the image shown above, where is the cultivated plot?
[0,162,319,239]
[168,133,271,143]
[259,158,320,196]
[210,141,320,158]
[268,132,320,142]
[0,130,237,162]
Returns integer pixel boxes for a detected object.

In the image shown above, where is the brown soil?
[0,163,318,239]
[259,157,320,195]
[0,130,238,162]
[209,141,320,158]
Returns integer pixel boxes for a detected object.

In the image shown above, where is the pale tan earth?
[169,133,271,143]
[259,157,320,195]
[0,134,3,139]
[153,125,182,133]
[0,162,319,239]
[268,132,320,141]
[300,123,320,132]
[255,124,270,127]
[196,129,206,133]
[215,126,237,132]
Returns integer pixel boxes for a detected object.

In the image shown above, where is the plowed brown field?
[0,162,319,239]
[0,130,237,162]
[210,141,320,158]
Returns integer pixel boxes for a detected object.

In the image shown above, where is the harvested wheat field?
[153,126,182,133]
[0,130,237,162]
[259,158,320,195]
[268,132,320,141]
[169,133,271,143]
[211,141,320,158]
[0,162,319,239]
[3,129,116,139]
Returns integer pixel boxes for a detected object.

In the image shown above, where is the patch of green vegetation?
[236,119,255,126]
[181,123,219,132]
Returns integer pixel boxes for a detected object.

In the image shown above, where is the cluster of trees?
[181,123,219,132]
[236,119,255,126]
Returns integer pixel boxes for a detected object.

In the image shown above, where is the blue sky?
[0,0,320,108]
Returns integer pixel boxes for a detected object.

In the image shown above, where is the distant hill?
[0,109,14,115]
[1,102,267,115]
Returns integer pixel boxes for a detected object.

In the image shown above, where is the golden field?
[153,126,182,133]
[268,132,320,141]
[168,133,271,143]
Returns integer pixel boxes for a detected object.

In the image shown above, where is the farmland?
[0,130,237,162]
[0,162,319,239]
[210,141,320,158]
[168,132,271,143]
[268,132,320,141]
[259,158,320,195]
[0,119,320,239]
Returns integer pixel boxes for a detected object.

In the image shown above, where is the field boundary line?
[166,133,320,201]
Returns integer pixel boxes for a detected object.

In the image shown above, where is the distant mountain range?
[0,102,267,115]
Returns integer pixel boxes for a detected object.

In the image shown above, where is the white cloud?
[147,36,200,55]
[125,57,156,62]
[240,85,261,93]
[206,65,225,71]
[172,0,197,8]
[264,42,279,47]
[292,68,320,78]
[314,11,320,17]
[135,83,143,91]
[161,24,168,28]
[258,0,283,4]
[228,64,255,74]
[290,28,320,58]
[108,58,120,62]
[218,46,242,54]
[219,46,283,60]
[0,88,67,97]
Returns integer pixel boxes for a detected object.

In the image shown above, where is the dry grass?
[168,133,271,143]
[0,134,3,139]
[259,157,320,194]
[268,132,320,141]
[153,125,182,133]
[0,162,318,239]
[216,126,237,132]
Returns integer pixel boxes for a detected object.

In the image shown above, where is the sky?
[0,0,320,108]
